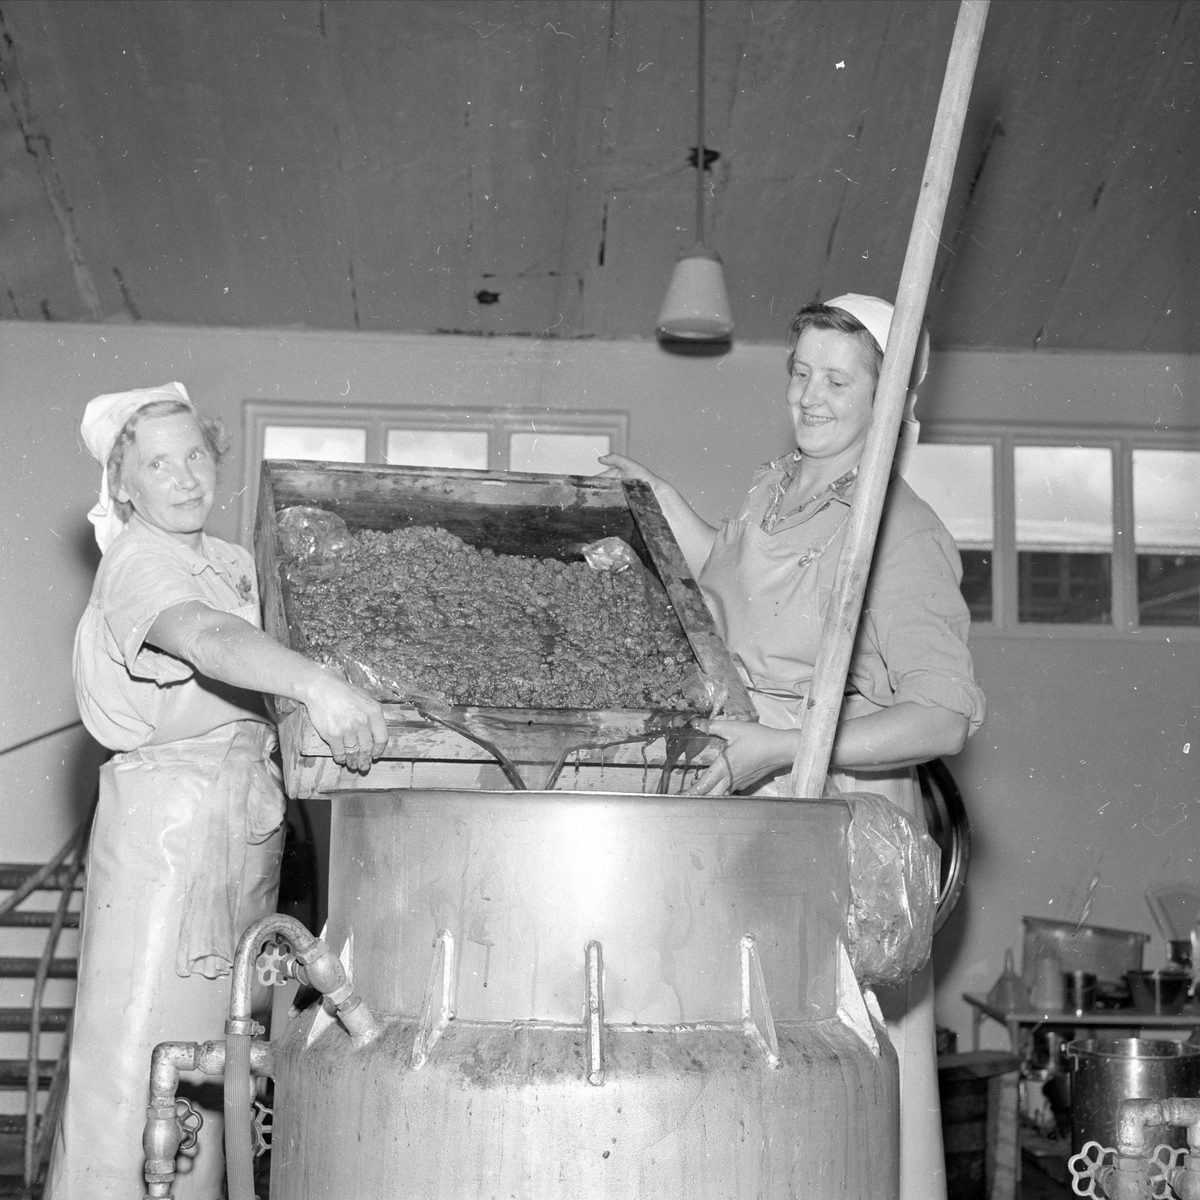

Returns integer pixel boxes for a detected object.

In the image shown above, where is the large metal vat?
[269,790,899,1198]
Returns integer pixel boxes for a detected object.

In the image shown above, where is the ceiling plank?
[0,0,1194,351]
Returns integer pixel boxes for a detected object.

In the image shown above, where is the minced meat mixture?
[287,526,698,710]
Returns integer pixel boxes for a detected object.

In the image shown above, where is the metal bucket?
[269,789,900,1198]
[1067,1038,1200,1154]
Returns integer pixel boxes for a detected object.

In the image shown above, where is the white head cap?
[81,382,193,552]
[826,293,929,476]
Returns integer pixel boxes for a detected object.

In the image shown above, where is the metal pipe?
[229,912,375,1025]
[226,914,381,1200]
[142,1039,273,1200]
[1116,1096,1200,1157]
[1114,1096,1200,1200]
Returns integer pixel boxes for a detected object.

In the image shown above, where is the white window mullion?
[994,432,1017,631]
[488,417,508,471]
[364,418,387,465]
[1111,438,1138,631]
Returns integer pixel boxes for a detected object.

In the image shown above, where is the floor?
[1019,1147,1076,1200]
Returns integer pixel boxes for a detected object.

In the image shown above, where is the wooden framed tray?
[254,460,755,797]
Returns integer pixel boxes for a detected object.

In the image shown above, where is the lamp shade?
[655,244,734,346]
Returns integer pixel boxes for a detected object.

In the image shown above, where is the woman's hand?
[148,601,390,773]
[687,719,801,796]
[597,453,667,493]
[597,453,717,577]
[301,672,390,773]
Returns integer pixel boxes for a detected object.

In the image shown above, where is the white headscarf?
[81,382,194,552]
[826,294,929,477]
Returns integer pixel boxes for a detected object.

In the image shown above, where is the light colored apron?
[698,505,948,1200]
[45,720,285,1200]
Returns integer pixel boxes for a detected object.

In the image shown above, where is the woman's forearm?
[148,602,334,701]
[652,482,717,577]
[146,601,389,770]
[692,700,968,796]
[829,702,968,770]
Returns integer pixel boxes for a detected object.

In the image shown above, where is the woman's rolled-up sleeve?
[854,517,986,734]
[98,538,205,685]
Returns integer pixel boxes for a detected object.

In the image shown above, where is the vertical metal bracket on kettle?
[740,934,781,1069]
[585,940,605,1086]
[411,928,456,1070]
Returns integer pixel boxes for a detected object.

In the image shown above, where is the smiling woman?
[46,384,389,1200]
[786,326,877,466]
[600,293,985,1200]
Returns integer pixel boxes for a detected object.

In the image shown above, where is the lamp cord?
[695,0,706,247]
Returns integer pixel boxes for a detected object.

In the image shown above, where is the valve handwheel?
[175,1097,203,1156]
[1146,1143,1186,1199]
[256,938,295,987]
[252,1099,273,1157]
[1068,1141,1115,1198]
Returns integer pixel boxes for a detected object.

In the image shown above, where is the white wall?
[2,319,1197,1048]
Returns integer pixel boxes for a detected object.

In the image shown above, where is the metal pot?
[269,789,901,1199]
[1067,1038,1200,1154]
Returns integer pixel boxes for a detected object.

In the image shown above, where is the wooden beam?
[789,0,991,798]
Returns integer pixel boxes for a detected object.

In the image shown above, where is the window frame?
[918,421,1200,640]
[239,401,629,544]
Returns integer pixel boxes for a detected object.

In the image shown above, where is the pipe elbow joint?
[300,944,348,998]
[1118,1097,1200,1157]
[148,1041,197,1102]
[1117,1098,1163,1157]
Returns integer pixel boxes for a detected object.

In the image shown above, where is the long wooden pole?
[788,0,990,798]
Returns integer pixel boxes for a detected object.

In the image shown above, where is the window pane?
[263,425,366,463]
[508,432,610,476]
[1133,449,1200,550]
[1016,446,1112,623]
[959,551,993,624]
[1015,446,1113,551]
[386,429,489,470]
[1137,555,1200,627]
[1018,551,1112,624]
[905,444,994,622]
[1133,449,1200,627]
[905,445,994,547]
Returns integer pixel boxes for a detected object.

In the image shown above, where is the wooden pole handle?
[788,0,990,799]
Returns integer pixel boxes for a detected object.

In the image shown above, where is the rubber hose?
[224,1031,255,1200]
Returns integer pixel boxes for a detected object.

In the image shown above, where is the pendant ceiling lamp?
[655,0,733,354]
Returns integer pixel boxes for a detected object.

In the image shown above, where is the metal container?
[1126,969,1192,1015]
[269,790,900,1198]
[1068,1038,1200,1154]
[253,461,756,798]
[1021,917,1149,990]
[1064,969,1097,1016]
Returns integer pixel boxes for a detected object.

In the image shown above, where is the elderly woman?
[602,295,985,1200]
[47,384,388,1199]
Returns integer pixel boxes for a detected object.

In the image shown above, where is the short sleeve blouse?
[704,455,985,733]
[73,516,269,750]
[854,478,986,731]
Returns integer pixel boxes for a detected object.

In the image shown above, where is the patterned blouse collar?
[761,452,858,533]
